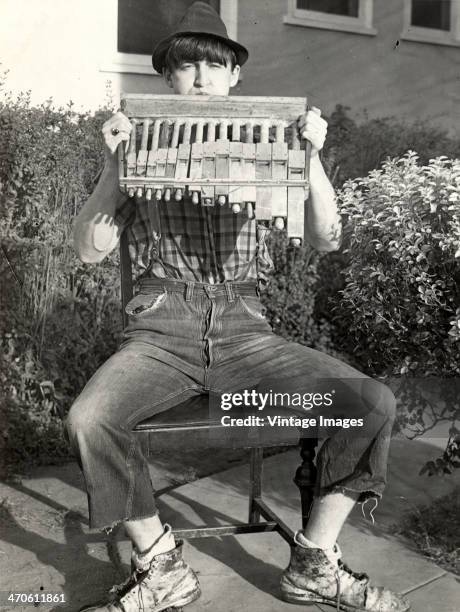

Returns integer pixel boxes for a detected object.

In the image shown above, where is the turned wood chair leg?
[248,447,263,523]
[293,435,318,529]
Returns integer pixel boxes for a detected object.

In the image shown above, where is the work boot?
[80,528,201,611]
[280,531,410,611]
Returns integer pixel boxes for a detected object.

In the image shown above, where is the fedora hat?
[152,1,248,73]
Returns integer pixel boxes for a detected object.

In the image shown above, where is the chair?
[120,232,318,543]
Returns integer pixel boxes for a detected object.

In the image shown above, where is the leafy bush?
[391,486,460,575]
[0,88,120,476]
[261,232,341,358]
[330,152,460,472]
[322,105,460,187]
[1,82,459,475]
[335,152,459,375]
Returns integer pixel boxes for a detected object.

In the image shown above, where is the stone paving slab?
[153,451,457,611]
[177,536,324,612]
[1,439,459,612]
[368,437,460,528]
[401,574,459,612]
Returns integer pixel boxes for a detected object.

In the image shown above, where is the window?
[296,1,359,18]
[401,0,460,46]
[283,0,376,36]
[100,0,238,75]
[411,0,451,30]
[117,0,220,55]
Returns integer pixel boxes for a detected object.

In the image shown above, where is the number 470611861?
[5,593,65,605]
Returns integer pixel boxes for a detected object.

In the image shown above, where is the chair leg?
[293,436,318,529]
[248,447,263,523]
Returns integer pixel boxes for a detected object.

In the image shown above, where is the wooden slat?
[249,448,263,523]
[134,420,223,432]
[271,141,288,223]
[287,149,307,245]
[175,143,190,201]
[153,149,167,200]
[255,142,272,222]
[153,121,169,200]
[228,141,243,208]
[115,522,279,541]
[125,119,138,198]
[136,118,150,178]
[252,498,295,543]
[201,121,216,205]
[215,120,230,204]
[171,522,278,539]
[121,94,307,121]
[121,177,308,187]
[145,119,161,201]
[164,147,178,202]
[189,142,203,204]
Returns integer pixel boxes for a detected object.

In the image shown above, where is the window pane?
[297,0,359,17]
[118,0,220,55]
[411,0,451,31]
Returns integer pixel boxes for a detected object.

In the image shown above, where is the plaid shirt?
[115,195,274,286]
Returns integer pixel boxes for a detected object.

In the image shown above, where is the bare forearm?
[73,160,125,263]
[305,155,342,252]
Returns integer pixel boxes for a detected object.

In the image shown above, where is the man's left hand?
[298,107,328,157]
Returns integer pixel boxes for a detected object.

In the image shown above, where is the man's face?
[164,60,240,96]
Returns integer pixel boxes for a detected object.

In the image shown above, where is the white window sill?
[100,54,160,75]
[283,14,377,36]
[400,27,460,48]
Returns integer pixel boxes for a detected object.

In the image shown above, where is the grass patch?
[391,486,460,576]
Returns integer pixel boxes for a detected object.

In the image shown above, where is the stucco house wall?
[1,0,458,133]
[238,0,460,132]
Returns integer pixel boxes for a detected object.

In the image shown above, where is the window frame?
[401,0,460,47]
[283,0,377,36]
[99,0,239,75]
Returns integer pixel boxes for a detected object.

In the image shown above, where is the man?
[68,3,409,611]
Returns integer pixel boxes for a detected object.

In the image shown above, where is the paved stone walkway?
[0,437,458,611]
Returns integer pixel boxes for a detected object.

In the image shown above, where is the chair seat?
[134,394,308,450]
[134,395,219,431]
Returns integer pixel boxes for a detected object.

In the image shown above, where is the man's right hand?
[102,111,133,157]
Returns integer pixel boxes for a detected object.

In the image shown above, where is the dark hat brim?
[152,32,249,73]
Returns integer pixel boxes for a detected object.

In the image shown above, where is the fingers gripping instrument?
[118,94,311,247]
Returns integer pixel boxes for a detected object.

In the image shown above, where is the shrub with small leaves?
[1,78,459,478]
[336,152,459,374]
[322,105,460,187]
[333,152,460,473]
[261,232,341,358]
[0,89,119,476]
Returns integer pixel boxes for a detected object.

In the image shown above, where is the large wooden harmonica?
[118,94,311,244]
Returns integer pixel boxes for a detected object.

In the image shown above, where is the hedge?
[1,89,459,475]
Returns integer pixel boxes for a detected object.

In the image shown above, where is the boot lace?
[334,559,369,611]
[109,567,148,602]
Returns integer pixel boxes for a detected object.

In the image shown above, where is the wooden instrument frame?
[118,94,311,243]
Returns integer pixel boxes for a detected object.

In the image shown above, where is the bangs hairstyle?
[164,35,237,71]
